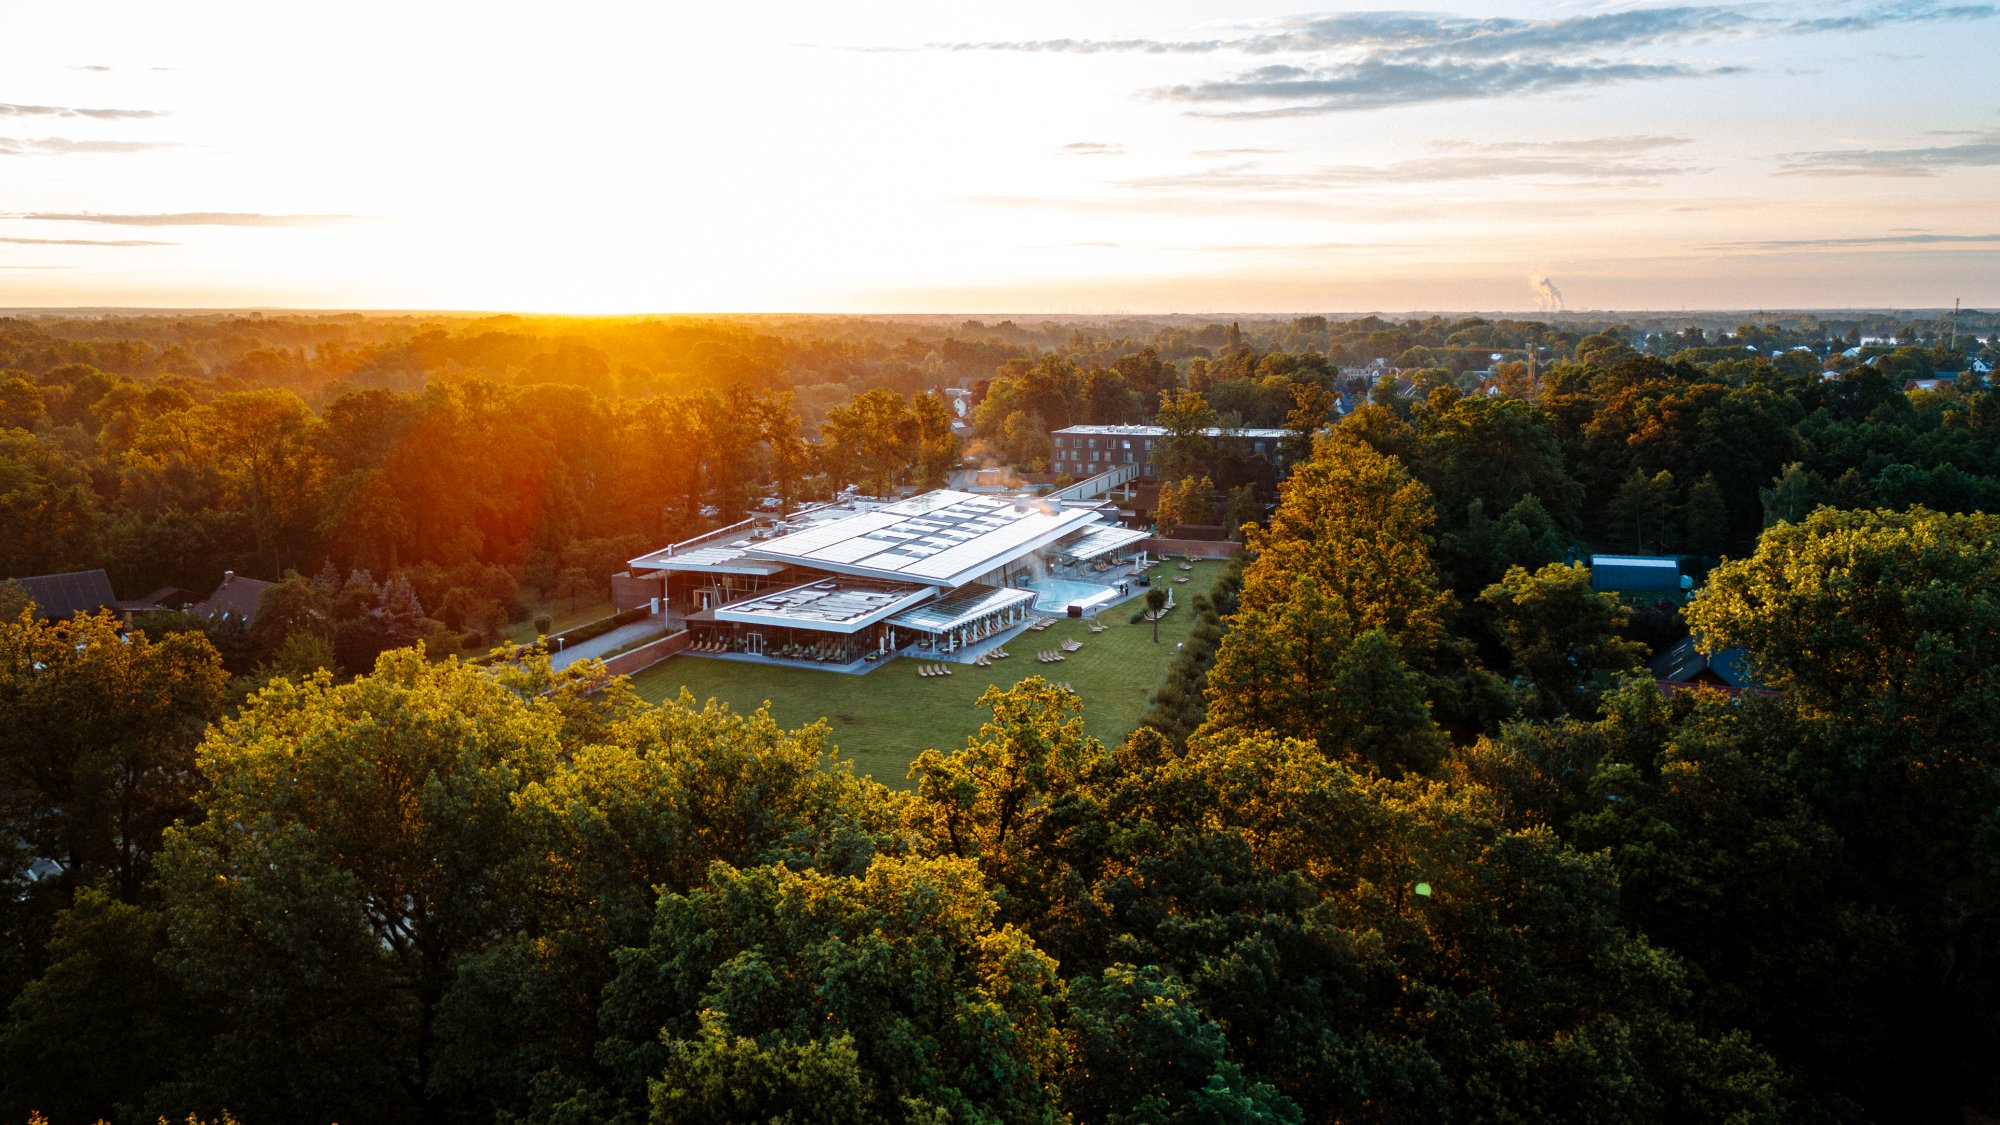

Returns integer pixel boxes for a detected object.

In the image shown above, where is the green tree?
[1479,562,1647,718]
[0,890,188,1124]
[0,610,227,904]
[1758,462,1830,527]
[820,388,917,495]
[1146,587,1168,642]
[155,649,578,1123]
[596,856,1066,1125]
[1154,389,1217,483]
[907,677,1103,900]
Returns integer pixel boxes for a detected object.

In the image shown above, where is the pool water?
[1029,578,1119,613]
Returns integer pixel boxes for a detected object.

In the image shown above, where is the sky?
[4,0,1998,314]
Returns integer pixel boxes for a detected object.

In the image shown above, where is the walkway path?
[548,618,670,671]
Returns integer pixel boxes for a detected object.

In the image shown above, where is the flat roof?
[889,583,1035,634]
[713,576,934,634]
[1052,424,1291,439]
[1590,554,1679,569]
[746,490,1104,588]
[1066,525,1150,561]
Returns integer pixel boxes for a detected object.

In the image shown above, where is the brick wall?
[1144,538,1242,559]
[597,630,690,678]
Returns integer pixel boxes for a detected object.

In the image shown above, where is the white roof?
[746,490,1104,588]
[1066,525,1149,561]
[1053,424,1291,440]
[889,584,1034,633]
[713,577,934,635]
[1590,554,1678,569]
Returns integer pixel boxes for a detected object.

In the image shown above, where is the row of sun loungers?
[973,649,1012,667]
[1060,638,1083,652]
[1088,622,1106,633]
[1028,618,1055,631]
[916,663,954,677]
[1037,650,1066,663]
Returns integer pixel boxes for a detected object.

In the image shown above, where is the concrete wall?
[598,629,690,678]
[1145,537,1242,559]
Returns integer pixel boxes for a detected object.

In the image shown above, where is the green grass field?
[627,560,1226,786]
[501,598,616,645]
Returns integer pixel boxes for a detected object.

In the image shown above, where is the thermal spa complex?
[621,490,1153,671]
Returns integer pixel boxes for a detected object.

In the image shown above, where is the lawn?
[501,597,616,645]
[627,560,1227,786]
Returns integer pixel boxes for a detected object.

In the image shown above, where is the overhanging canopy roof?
[889,584,1034,634]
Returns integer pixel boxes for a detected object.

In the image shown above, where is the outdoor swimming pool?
[1030,578,1119,613]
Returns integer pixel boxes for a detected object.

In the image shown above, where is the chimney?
[223,570,234,582]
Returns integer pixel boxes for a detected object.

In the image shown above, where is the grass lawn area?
[627,560,1228,786]
[501,598,616,645]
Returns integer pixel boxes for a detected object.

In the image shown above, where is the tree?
[1239,427,1452,658]
[1611,467,1675,552]
[1758,462,1830,527]
[1479,562,1647,718]
[1685,505,2000,764]
[911,389,961,487]
[821,389,917,495]
[0,889,189,1123]
[906,677,1103,898]
[155,649,573,1123]
[596,856,1066,1125]
[1146,588,1168,643]
[1203,577,1445,775]
[1154,388,1217,483]
[0,610,227,905]
[1226,483,1261,541]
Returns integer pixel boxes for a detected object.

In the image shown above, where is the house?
[1048,424,1290,481]
[1589,554,1683,593]
[1904,377,1951,393]
[189,571,276,626]
[12,569,121,621]
[1651,636,1769,697]
[618,489,1151,668]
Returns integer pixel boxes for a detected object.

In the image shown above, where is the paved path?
[548,619,670,671]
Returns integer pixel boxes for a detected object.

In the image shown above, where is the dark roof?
[14,569,119,620]
[125,586,204,611]
[1649,636,1764,690]
[191,574,276,624]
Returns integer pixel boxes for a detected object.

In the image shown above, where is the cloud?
[907,3,1996,114]
[925,3,1996,56]
[1121,136,1697,190]
[0,137,181,156]
[0,236,176,247]
[13,212,358,227]
[1152,59,1735,116]
[0,102,166,120]
[1720,232,2000,249]
[1775,132,2000,176]
[1059,142,1125,156]
[73,65,114,72]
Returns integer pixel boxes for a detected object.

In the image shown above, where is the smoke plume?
[1530,275,1564,313]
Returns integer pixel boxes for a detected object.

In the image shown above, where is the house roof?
[14,569,119,620]
[1649,636,1763,690]
[191,574,276,623]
